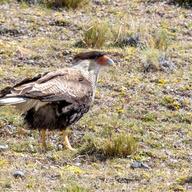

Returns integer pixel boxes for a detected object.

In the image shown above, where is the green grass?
[0,0,191,191]
[102,133,138,158]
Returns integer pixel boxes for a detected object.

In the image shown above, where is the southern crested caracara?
[0,51,114,151]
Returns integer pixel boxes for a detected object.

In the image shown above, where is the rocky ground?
[0,0,192,191]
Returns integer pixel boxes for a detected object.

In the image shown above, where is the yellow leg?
[39,129,47,151]
[63,130,75,151]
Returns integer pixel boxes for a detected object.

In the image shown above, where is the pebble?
[57,143,64,151]
[130,161,150,169]
[13,170,25,178]
[159,56,176,72]
[0,144,9,151]
[93,0,103,5]
[4,124,16,134]
[115,34,143,48]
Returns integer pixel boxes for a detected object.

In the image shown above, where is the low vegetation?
[102,133,138,158]
[79,133,137,159]
[81,20,111,48]
[0,0,191,191]
[140,27,175,72]
[38,0,89,8]
[170,0,192,6]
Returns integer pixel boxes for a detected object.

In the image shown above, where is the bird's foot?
[63,130,76,151]
[39,128,47,153]
[65,143,76,151]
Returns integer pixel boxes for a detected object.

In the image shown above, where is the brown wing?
[0,72,48,98]
[10,68,93,103]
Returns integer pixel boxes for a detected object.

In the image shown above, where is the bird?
[0,51,114,151]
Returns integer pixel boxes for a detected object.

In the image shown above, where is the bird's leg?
[39,128,47,152]
[62,130,75,151]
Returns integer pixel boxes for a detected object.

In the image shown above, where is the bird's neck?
[72,60,101,85]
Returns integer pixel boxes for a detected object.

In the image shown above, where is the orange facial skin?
[96,55,112,66]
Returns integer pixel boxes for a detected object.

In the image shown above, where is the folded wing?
[0,68,93,111]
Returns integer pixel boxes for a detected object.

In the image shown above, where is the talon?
[63,130,76,151]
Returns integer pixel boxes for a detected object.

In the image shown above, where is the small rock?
[0,26,23,37]
[4,124,16,134]
[185,177,192,184]
[159,56,176,72]
[49,174,60,180]
[62,50,71,56]
[56,143,64,151]
[93,0,103,5]
[25,59,35,65]
[115,175,139,183]
[116,34,142,48]
[17,0,40,4]
[130,161,150,169]
[13,170,25,178]
[0,144,9,151]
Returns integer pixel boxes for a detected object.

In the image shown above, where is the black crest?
[74,51,106,61]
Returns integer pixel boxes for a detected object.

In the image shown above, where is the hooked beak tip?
[107,58,114,65]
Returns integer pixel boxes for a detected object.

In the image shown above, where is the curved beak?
[107,58,114,66]
[96,55,115,66]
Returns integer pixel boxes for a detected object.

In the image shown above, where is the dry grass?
[0,0,192,191]
[82,20,112,48]
[58,184,89,192]
[146,29,171,51]
[44,0,89,8]
[140,48,161,72]
[140,28,174,72]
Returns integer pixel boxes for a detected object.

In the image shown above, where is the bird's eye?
[79,77,84,81]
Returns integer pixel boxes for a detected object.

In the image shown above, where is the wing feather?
[11,68,93,104]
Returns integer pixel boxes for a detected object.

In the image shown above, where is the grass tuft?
[79,132,137,159]
[82,20,111,48]
[102,133,138,158]
[161,95,181,110]
[111,22,145,48]
[146,29,171,51]
[57,183,89,192]
[140,48,161,72]
[43,0,88,9]
[140,28,175,72]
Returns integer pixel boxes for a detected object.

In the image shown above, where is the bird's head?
[73,51,114,71]
[72,51,114,84]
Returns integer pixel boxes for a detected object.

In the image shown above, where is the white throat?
[72,60,101,84]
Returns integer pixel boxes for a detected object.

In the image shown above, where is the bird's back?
[0,67,94,130]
